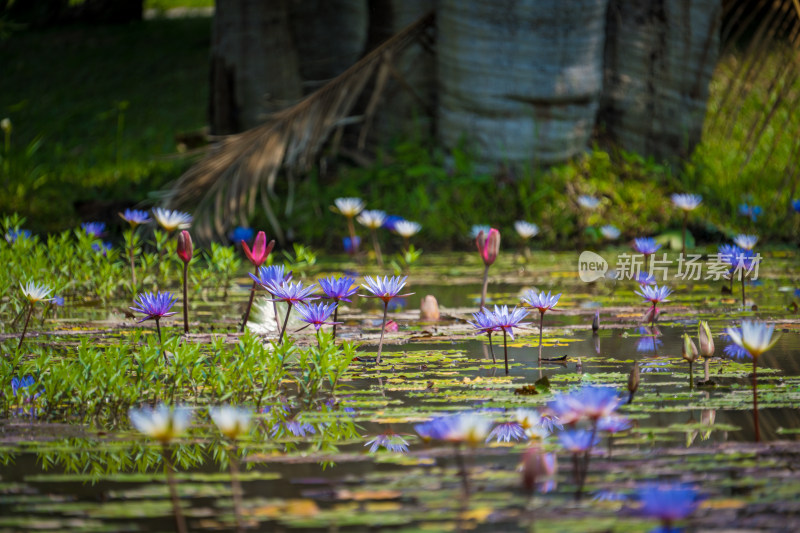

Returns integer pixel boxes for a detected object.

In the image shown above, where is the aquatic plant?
[17,281,52,350]
[120,209,150,291]
[627,362,640,404]
[671,193,702,254]
[360,275,412,364]
[635,284,671,326]
[698,320,715,383]
[356,209,387,266]
[486,421,527,443]
[250,264,293,334]
[521,290,561,362]
[129,404,192,533]
[394,220,421,251]
[262,280,319,343]
[333,197,364,256]
[558,428,600,499]
[239,231,276,332]
[490,305,529,374]
[129,291,177,351]
[632,237,662,272]
[317,275,358,340]
[294,302,339,344]
[476,227,500,310]
[176,230,192,334]
[521,445,558,494]
[468,307,500,363]
[726,320,779,442]
[210,405,252,532]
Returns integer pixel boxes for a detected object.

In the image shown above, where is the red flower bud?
[476,228,501,266]
[177,230,193,264]
[241,231,275,267]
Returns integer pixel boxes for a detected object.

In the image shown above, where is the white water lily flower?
[577,195,600,210]
[600,225,620,240]
[333,197,364,217]
[726,320,779,359]
[514,221,539,240]
[20,281,53,303]
[394,220,421,238]
[152,207,192,232]
[210,406,252,440]
[129,404,192,444]
[671,193,702,211]
[356,209,386,229]
[449,412,493,447]
[733,234,758,251]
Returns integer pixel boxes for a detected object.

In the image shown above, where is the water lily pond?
[2,248,800,532]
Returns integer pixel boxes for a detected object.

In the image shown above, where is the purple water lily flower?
[130,291,177,349]
[548,385,621,424]
[636,285,672,304]
[365,432,410,453]
[558,429,600,453]
[792,199,800,213]
[491,305,528,340]
[82,222,106,238]
[414,416,457,443]
[318,275,358,302]
[486,421,527,443]
[598,415,632,434]
[229,226,254,244]
[723,343,751,361]
[271,418,316,438]
[294,302,339,332]
[250,265,293,288]
[263,280,318,343]
[522,290,561,314]
[5,228,32,243]
[632,237,661,256]
[361,276,413,364]
[130,291,177,323]
[637,483,701,525]
[635,272,656,286]
[120,209,151,227]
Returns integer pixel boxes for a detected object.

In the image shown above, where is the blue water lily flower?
[490,305,528,340]
[486,421,527,443]
[250,265,292,289]
[739,203,762,222]
[792,199,800,213]
[636,284,672,304]
[636,483,701,523]
[365,432,409,453]
[600,225,620,240]
[733,234,758,251]
[361,275,411,302]
[521,290,561,314]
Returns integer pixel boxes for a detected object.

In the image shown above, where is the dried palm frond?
[161,11,434,244]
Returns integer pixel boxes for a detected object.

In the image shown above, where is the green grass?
[1,15,210,232]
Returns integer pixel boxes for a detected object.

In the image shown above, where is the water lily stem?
[332,304,339,341]
[753,359,760,443]
[538,312,545,362]
[503,329,509,375]
[371,228,383,267]
[129,245,137,292]
[240,279,257,333]
[182,262,189,334]
[454,444,470,497]
[376,302,389,364]
[278,303,293,344]
[682,211,688,256]
[163,444,188,533]
[229,443,245,533]
[479,265,489,310]
[688,362,694,390]
[17,303,34,350]
[487,332,496,363]
[741,274,746,308]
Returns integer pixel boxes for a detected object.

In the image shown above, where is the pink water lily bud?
[476,228,500,266]
[242,231,275,267]
[420,295,440,320]
[177,230,193,264]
